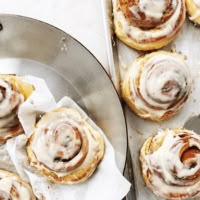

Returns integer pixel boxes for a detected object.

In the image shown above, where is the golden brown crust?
[140,129,200,199]
[186,0,200,24]
[113,0,186,51]
[0,169,36,200]
[122,51,191,121]
[0,75,34,100]
[27,107,104,184]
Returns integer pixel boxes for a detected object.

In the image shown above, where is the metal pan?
[0,14,127,172]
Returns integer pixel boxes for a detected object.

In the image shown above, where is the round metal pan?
[0,14,127,172]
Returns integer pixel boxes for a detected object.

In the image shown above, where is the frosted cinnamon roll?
[113,0,186,50]
[27,107,104,184]
[0,75,34,142]
[186,0,200,24]
[122,51,192,121]
[0,169,36,200]
[140,129,200,199]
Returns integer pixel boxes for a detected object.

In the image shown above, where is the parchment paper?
[0,143,16,172]
[7,84,131,200]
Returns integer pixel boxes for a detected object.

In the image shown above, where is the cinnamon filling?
[10,186,19,199]
[141,130,200,199]
[181,146,200,168]
[161,80,180,96]
[116,0,185,44]
[119,0,176,28]
[0,86,6,102]
[180,146,200,179]
[0,190,12,200]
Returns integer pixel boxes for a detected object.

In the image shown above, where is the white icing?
[141,129,200,198]
[131,0,168,19]
[0,77,24,140]
[30,108,102,176]
[129,6,141,19]
[0,174,32,200]
[0,79,22,117]
[113,0,182,42]
[127,52,191,119]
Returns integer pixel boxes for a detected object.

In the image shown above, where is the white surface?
[0,0,109,71]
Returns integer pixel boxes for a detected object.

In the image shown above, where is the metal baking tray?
[0,14,127,173]
[101,1,135,199]
[101,0,200,200]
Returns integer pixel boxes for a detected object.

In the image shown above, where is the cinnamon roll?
[186,0,200,24]
[27,107,104,184]
[140,129,200,199]
[113,0,186,50]
[0,75,34,142]
[0,169,36,200]
[122,51,192,121]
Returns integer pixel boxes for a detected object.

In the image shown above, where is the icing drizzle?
[126,52,191,120]
[0,77,24,142]
[28,107,104,181]
[0,171,34,200]
[114,0,185,43]
[141,129,200,199]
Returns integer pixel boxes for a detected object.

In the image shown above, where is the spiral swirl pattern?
[0,169,35,200]
[140,129,200,199]
[113,0,186,50]
[0,76,24,142]
[122,51,192,121]
[27,107,104,184]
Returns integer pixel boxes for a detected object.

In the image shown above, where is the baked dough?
[113,0,186,50]
[140,129,200,199]
[186,0,200,24]
[122,51,192,121]
[27,107,104,184]
[0,75,34,142]
[0,169,36,200]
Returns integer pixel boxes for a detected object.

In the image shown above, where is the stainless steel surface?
[184,116,200,134]
[0,14,127,172]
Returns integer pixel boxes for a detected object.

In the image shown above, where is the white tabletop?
[0,0,109,71]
